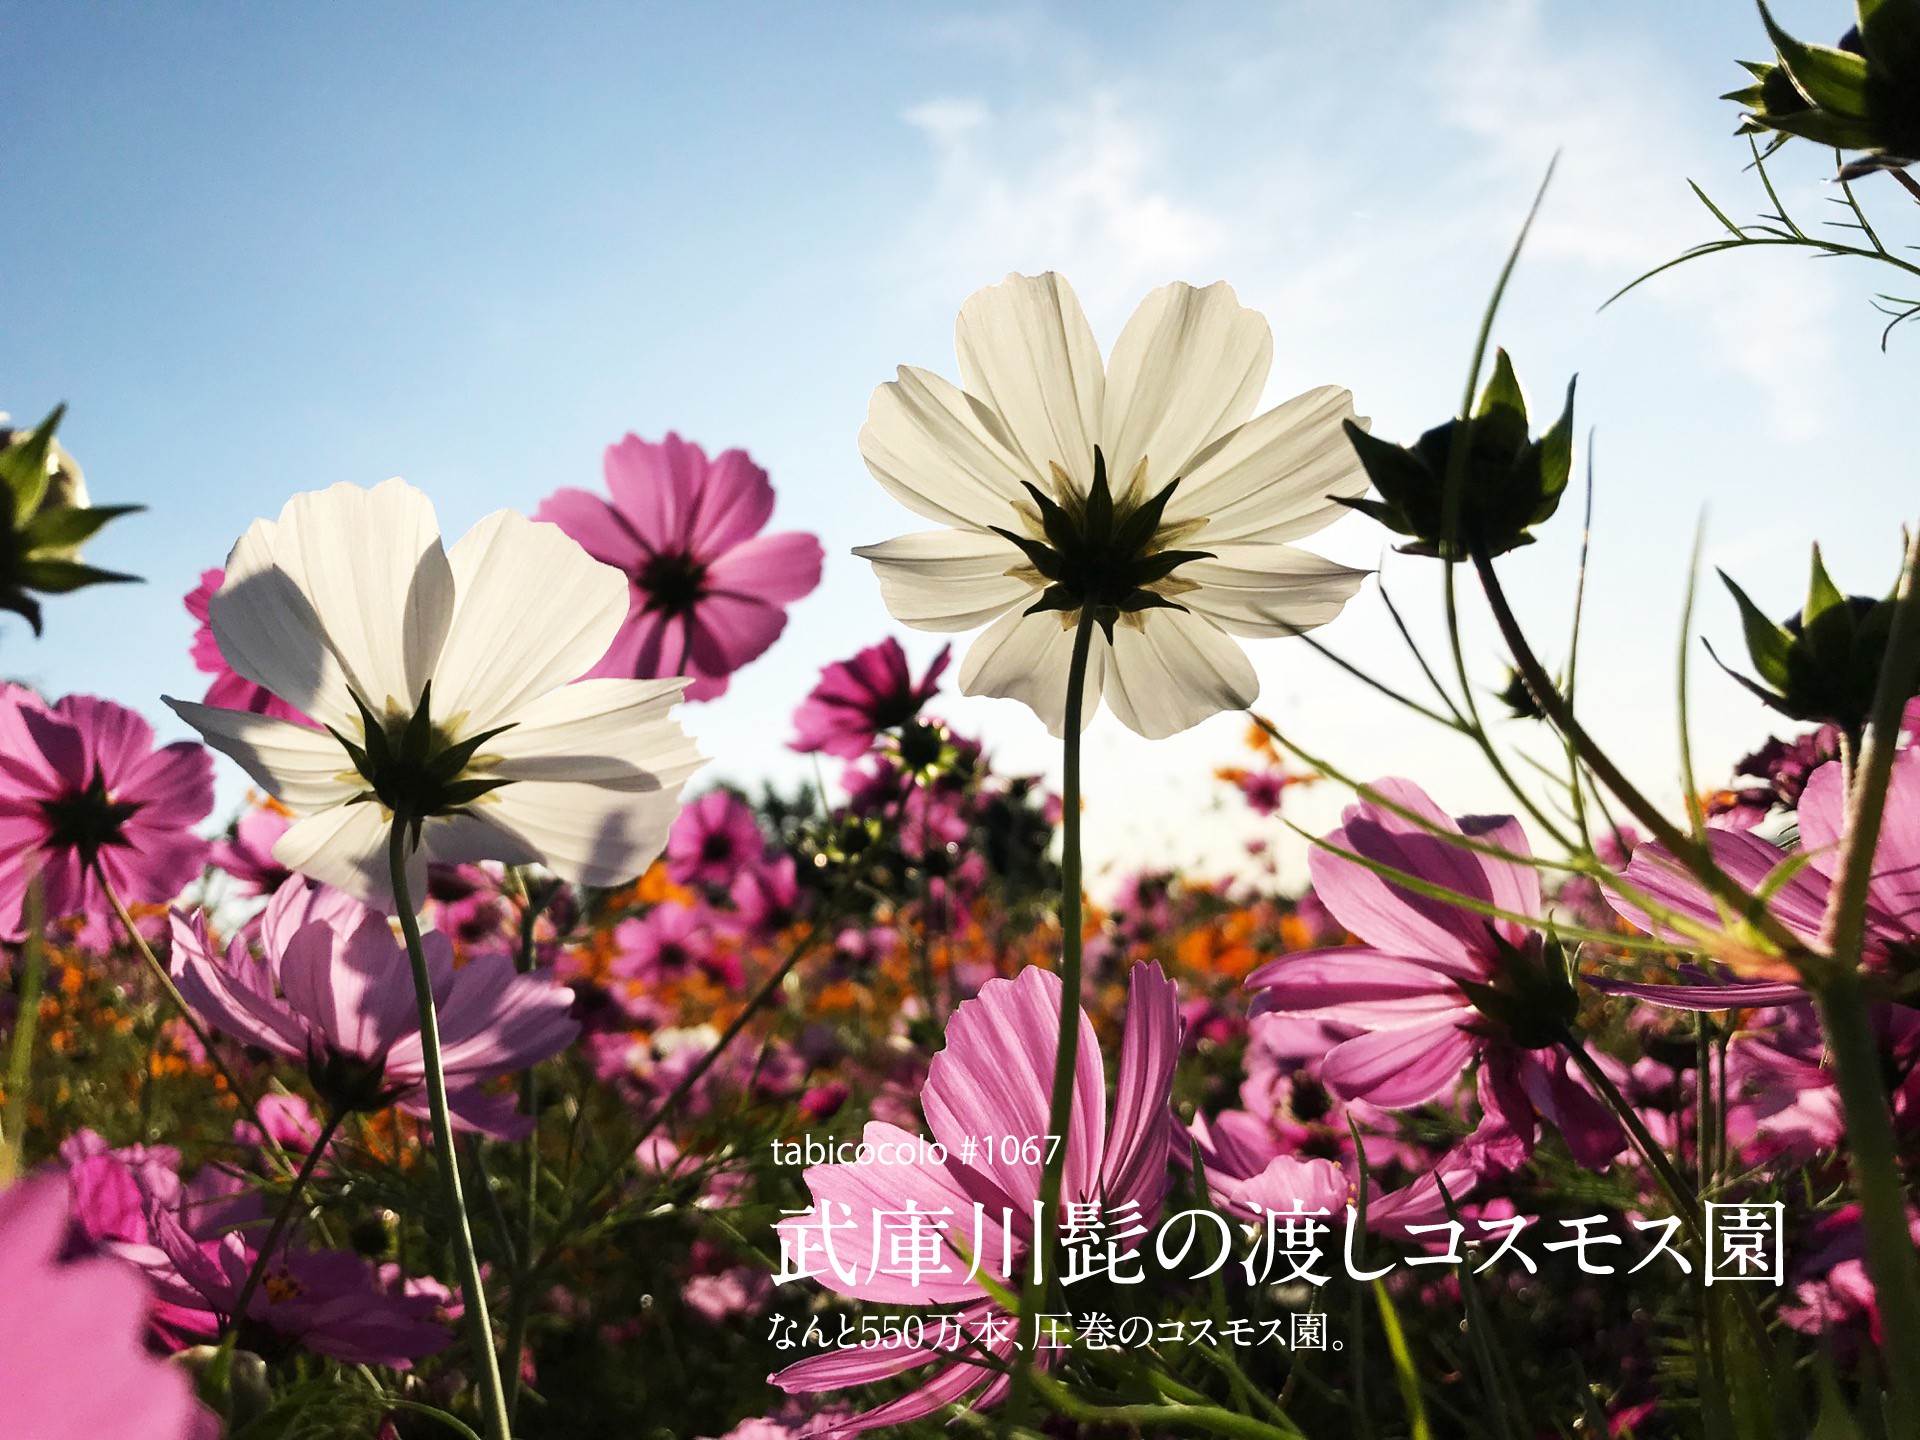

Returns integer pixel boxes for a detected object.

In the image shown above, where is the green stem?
[1470,546,1804,957]
[1563,1036,1702,1239]
[1815,971,1920,1435]
[504,882,549,1423]
[227,1107,345,1332]
[388,817,514,1440]
[1029,1368,1301,1440]
[1807,524,1920,1434]
[95,865,285,1154]
[2,875,46,1183]
[1002,608,1097,1435]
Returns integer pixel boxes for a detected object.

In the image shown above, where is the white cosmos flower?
[855,272,1372,740]
[167,478,704,909]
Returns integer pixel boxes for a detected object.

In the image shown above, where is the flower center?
[992,446,1212,642]
[637,550,710,617]
[38,771,141,865]
[1456,931,1578,1050]
[328,681,515,839]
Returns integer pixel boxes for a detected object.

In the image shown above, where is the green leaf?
[1532,377,1577,520]
[1805,544,1846,626]
[14,557,141,594]
[1721,571,1795,687]
[1475,348,1528,426]
[19,502,144,554]
[1761,1,1874,117]
[0,404,64,518]
[1342,420,1432,506]
[1373,1279,1434,1440]
[1,587,44,636]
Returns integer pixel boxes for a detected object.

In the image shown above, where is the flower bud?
[1713,545,1910,734]
[1337,350,1574,561]
[1,405,143,634]
[1727,1,1920,178]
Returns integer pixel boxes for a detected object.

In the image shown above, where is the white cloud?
[896,89,1229,327]
[1423,0,1844,439]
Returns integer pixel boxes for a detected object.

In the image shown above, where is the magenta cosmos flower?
[0,1175,220,1440]
[171,875,577,1138]
[790,638,950,760]
[1602,748,1920,1010]
[132,1206,451,1368]
[668,789,766,888]
[535,432,824,701]
[770,962,1181,1435]
[1246,779,1623,1168]
[0,686,211,941]
[183,568,311,725]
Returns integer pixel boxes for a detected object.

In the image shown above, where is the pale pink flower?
[0,1175,219,1440]
[770,963,1182,1434]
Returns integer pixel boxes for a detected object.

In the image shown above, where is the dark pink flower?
[136,1208,451,1368]
[170,876,578,1139]
[790,638,950,759]
[729,855,803,938]
[0,686,212,941]
[668,790,765,888]
[183,568,312,725]
[612,901,740,992]
[770,963,1182,1435]
[210,801,293,899]
[1246,779,1624,1169]
[0,1174,219,1440]
[535,432,823,701]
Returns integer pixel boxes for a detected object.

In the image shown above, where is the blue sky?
[4,0,1913,885]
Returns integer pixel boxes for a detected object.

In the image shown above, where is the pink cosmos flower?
[1194,1146,1482,1245]
[210,801,294,899]
[136,1207,451,1367]
[1246,779,1623,1169]
[729,855,803,938]
[0,686,212,941]
[535,432,824,701]
[170,876,578,1139]
[790,638,950,759]
[1603,750,1920,1011]
[183,567,312,724]
[612,900,741,993]
[668,790,766,888]
[0,1174,220,1440]
[769,963,1182,1435]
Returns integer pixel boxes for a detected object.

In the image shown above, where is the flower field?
[9,6,1920,1438]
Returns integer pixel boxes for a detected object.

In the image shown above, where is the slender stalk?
[388,817,513,1440]
[1002,608,1098,1436]
[96,865,276,1139]
[503,883,547,1423]
[1029,1369,1303,1440]
[2,875,46,1182]
[1563,1037,1702,1238]
[1806,525,1920,1432]
[1470,546,1805,957]
[1565,1037,1777,1368]
[1815,972,1920,1434]
[533,906,838,1272]
[227,1107,345,1332]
